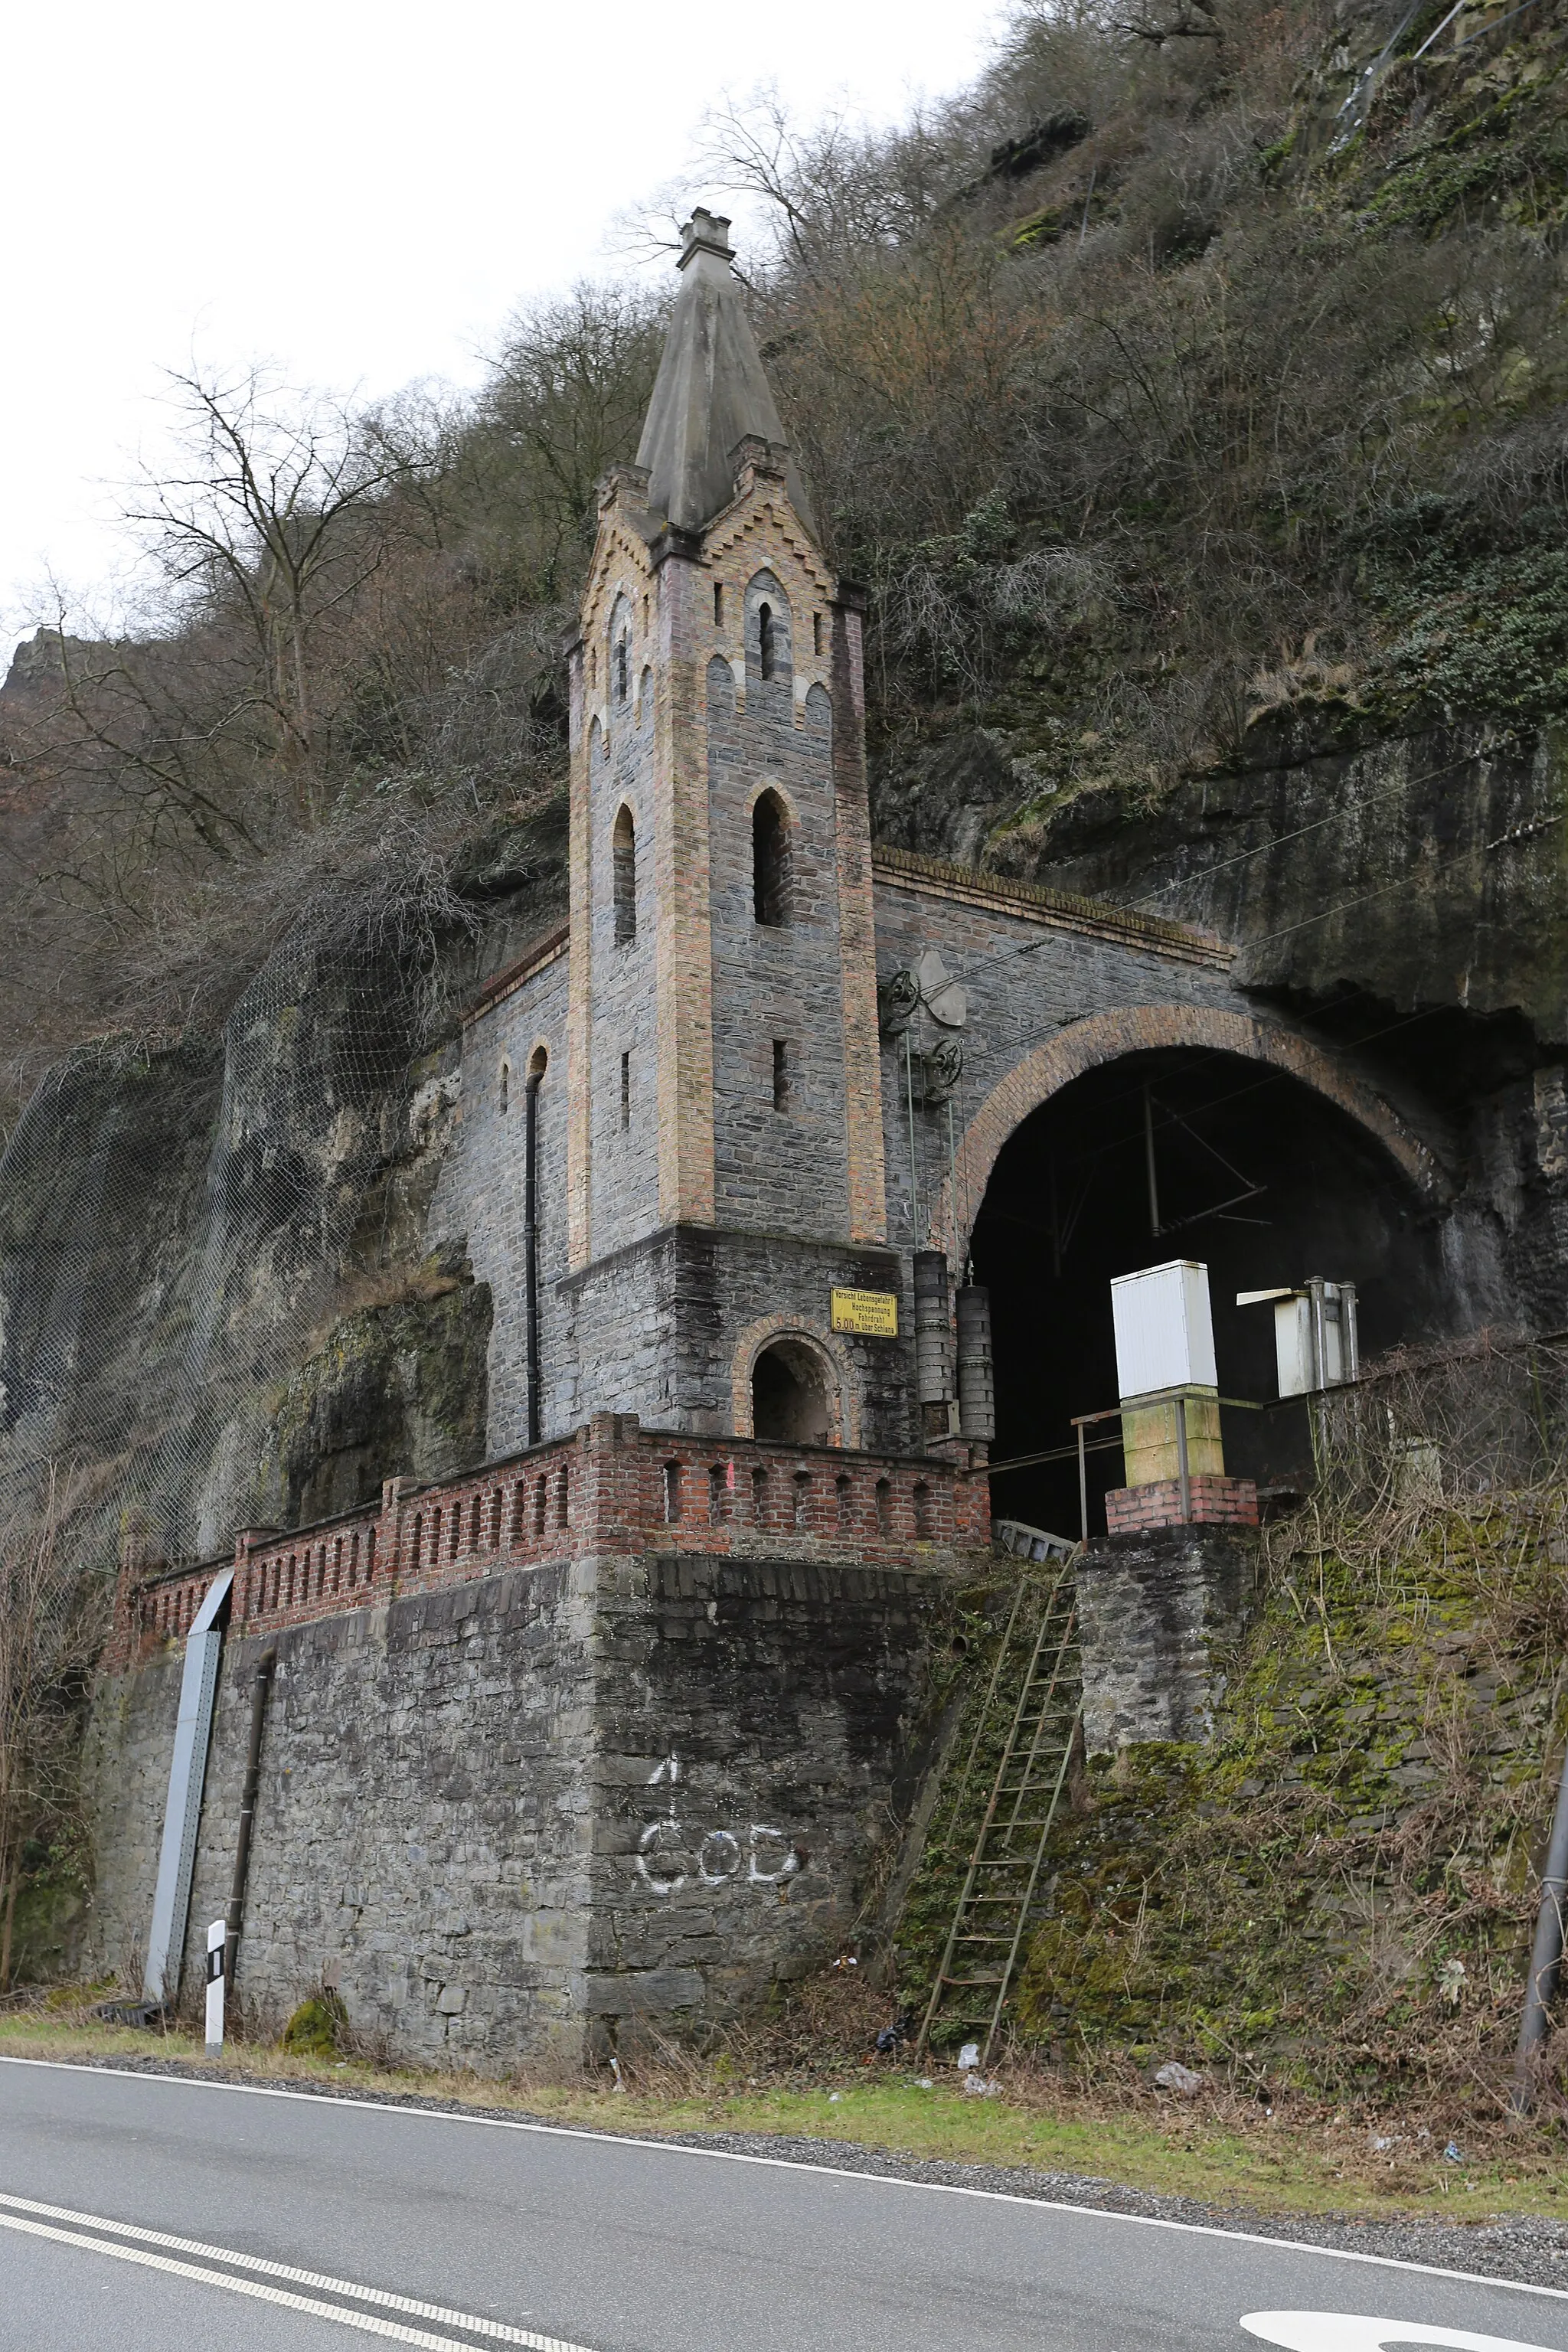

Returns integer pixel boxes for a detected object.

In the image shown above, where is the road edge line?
[2,2052,1565,2305]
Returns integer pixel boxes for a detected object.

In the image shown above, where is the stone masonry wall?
[74,1645,186,1988]
[80,1544,962,2066]
[584,1548,952,2042]
[79,1415,987,2066]
[707,628,852,1243]
[870,857,1245,1257]
[188,1563,595,2066]
[562,1224,916,1444]
[441,940,571,1455]
[1076,1525,1259,1751]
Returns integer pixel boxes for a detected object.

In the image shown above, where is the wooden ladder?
[914,1561,1082,2067]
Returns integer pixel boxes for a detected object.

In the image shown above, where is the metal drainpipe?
[224,1649,276,1998]
[524,1065,544,1446]
[1512,1732,1568,2111]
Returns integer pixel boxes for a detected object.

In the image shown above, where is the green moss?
[281,1992,348,2057]
[1007,1522,1560,2094]
[253,1264,492,1527]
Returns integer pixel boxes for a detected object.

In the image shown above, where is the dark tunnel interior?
[970,1048,1451,1541]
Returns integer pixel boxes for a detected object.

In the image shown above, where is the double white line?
[0,2189,596,2351]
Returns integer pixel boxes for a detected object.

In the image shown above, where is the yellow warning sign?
[831,1287,900,1337]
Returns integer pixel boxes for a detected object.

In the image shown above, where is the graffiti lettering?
[632,1757,802,1896]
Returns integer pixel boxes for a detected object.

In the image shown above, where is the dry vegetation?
[5,0,1566,1104]
[11,1962,1568,2222]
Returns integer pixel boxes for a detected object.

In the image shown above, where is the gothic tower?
[564,209,904,1446]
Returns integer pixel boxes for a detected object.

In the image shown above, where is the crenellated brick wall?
[106,1413,990,1674]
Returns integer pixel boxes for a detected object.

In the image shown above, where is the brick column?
[377,1477,406,1586]
[650,535,717,1230]
[565,630,593,1269]
[830,586,888,1246]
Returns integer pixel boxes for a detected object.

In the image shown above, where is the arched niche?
[752,787,792,927]
[730,1315,861,1446]
[612,804,636,946]
[744,571,792,691]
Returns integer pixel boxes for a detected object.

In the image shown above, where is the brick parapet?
[1103,1473,1259,1534]
[105,1418,990,1668]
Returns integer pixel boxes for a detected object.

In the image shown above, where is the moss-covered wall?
[1014,1511,1565,2102]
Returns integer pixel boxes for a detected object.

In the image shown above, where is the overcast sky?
[1,0,1000,662]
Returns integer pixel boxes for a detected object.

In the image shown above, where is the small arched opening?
[758,601,776,680]
[612,805,636,945]
[753,790,792,927]
[753,1339,831,1445]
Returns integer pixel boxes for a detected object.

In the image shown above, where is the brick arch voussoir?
[730,1313,862,1448]
[932,1004,1442,1263]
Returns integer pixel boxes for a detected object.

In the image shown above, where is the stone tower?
[564,209,905,1448]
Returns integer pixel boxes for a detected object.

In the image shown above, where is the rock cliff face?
[0,800,567,1576]
[875,710,1568,1338]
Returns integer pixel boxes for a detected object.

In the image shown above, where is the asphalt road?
[3,2060,1568,2352]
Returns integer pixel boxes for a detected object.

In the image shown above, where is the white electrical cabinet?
[1111,1260,1218,1400]
[1236,1279,1359,1397]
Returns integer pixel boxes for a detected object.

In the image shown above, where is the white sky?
[1,0,1001,662]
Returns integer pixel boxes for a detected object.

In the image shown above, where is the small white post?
[204,1919,227,2055]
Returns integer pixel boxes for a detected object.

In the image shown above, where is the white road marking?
[0,2203,595,2352]
[5,2054,1567,2307]
[1244,2314,1563,2352]
[0,2187,537,2337]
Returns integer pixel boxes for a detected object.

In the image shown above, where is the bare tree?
[124,367,430,816]
[0,1466,104,1993]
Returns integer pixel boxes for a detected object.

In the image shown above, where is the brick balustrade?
[106,1413,991,1668]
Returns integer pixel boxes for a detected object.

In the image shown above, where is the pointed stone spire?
[635,208,815,536]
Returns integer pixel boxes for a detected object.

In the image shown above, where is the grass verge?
[5,2003,1568,2226]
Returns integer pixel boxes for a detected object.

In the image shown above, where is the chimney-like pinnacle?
[679,207,735,266]
[633,204,815,537]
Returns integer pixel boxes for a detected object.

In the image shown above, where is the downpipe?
[1511,1730,1568,2112]
[223,1648,276,2010]
[524,1064,544,1446]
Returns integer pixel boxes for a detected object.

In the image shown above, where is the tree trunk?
[0,1860,18,1996]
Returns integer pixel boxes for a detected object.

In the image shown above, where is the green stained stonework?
[1013,1517,1564,2096]
[253,1259,493,1528]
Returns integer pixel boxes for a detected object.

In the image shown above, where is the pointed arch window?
[753,790,792,927]
[613,805,636,945]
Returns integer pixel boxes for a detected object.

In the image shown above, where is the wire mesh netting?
[0,821,528,1677]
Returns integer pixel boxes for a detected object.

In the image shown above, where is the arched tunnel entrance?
[970,1047,1451,1540]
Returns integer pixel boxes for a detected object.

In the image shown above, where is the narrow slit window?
[615,636,629,701]
[499,1061,510,1115]
[753,790,792,926]
[758,601,776,681]
[612,805,635,945]
[620,1051,631,1131]
[812,610,823,656]
[713,580,724,626]
[773,1039,789,1112]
